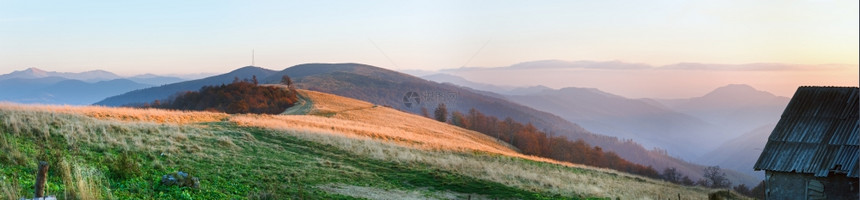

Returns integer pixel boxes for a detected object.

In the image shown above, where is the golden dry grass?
[236,90,595,168]
[0,103,215,155]
[232,90,523,158]
[0,102,228,124]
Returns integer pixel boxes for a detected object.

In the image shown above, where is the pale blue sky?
[1,0,857,75]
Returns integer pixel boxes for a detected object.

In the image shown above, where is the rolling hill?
[96,63,760,186]
[96,66,276,106]
[0,89,719,199]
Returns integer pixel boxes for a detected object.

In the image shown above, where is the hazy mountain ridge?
[435,60,856,99]
[651,84,789,140]
[507,60,652,70]
[0,77,152,105]
[0,67,191,85]
[422,73,783,183]
[443,60,854,72]
[422,73,552,95]
[505,87,721,159]
[0,67,123,82]
[127,74,187,85]
[0,68,196,105]
[699,124,775,179]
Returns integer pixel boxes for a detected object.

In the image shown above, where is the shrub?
[109,152,141,180]
[146,79,298,114]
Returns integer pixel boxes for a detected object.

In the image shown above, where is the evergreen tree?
[434,103,447,122]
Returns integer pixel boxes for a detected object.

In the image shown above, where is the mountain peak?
[554,87,626,99]
[21,67,50,77]
[24,67,47,73]
[704,84,773,98]
[715,83,755,90]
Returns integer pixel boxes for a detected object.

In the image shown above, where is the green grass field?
[0,108,622,199]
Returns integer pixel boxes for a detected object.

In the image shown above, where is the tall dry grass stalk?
[65,161,107,200]
[0,177,20,200]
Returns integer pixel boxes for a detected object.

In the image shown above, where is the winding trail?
[278,88,374,117]
[281,90,314,115]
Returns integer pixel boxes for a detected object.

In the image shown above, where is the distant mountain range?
[433,60,857,99]
[0,67,123,82]
[96,63,760,186]
[423,72,788,180]
[0,77,152,105]
[651,84,789,140]
[0,68,192,105]
[422,73,552,95]
[505,87,720,159]
[126,74,186,86]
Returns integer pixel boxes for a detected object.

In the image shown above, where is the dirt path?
[281,90,314,115]
[278,88,376,117]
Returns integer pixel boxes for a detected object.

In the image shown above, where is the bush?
[109,152,141,180]
[145,79,298,114]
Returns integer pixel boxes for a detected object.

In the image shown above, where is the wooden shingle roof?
[754,86,859,178]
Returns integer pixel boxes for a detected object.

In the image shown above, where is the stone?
[159,171,200,189]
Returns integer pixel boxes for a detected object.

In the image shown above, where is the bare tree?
[703,166,731,188]
[281,75,293,87]
[662,167,681,183]
[681,175,695,186]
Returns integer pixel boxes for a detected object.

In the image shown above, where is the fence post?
[35,161,49,198]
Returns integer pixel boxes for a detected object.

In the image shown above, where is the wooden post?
[35,161,49,198]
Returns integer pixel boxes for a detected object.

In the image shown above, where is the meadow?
[0,90,722,199]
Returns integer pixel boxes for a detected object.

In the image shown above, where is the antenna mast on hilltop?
[251,49,255,66]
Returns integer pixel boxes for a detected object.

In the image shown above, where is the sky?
[0,1,857,98]
[443,62,858,98]
[1,0,857,74]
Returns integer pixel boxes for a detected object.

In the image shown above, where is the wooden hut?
[754,86,859,199]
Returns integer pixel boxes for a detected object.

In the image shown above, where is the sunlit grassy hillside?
[0,89,719,199]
